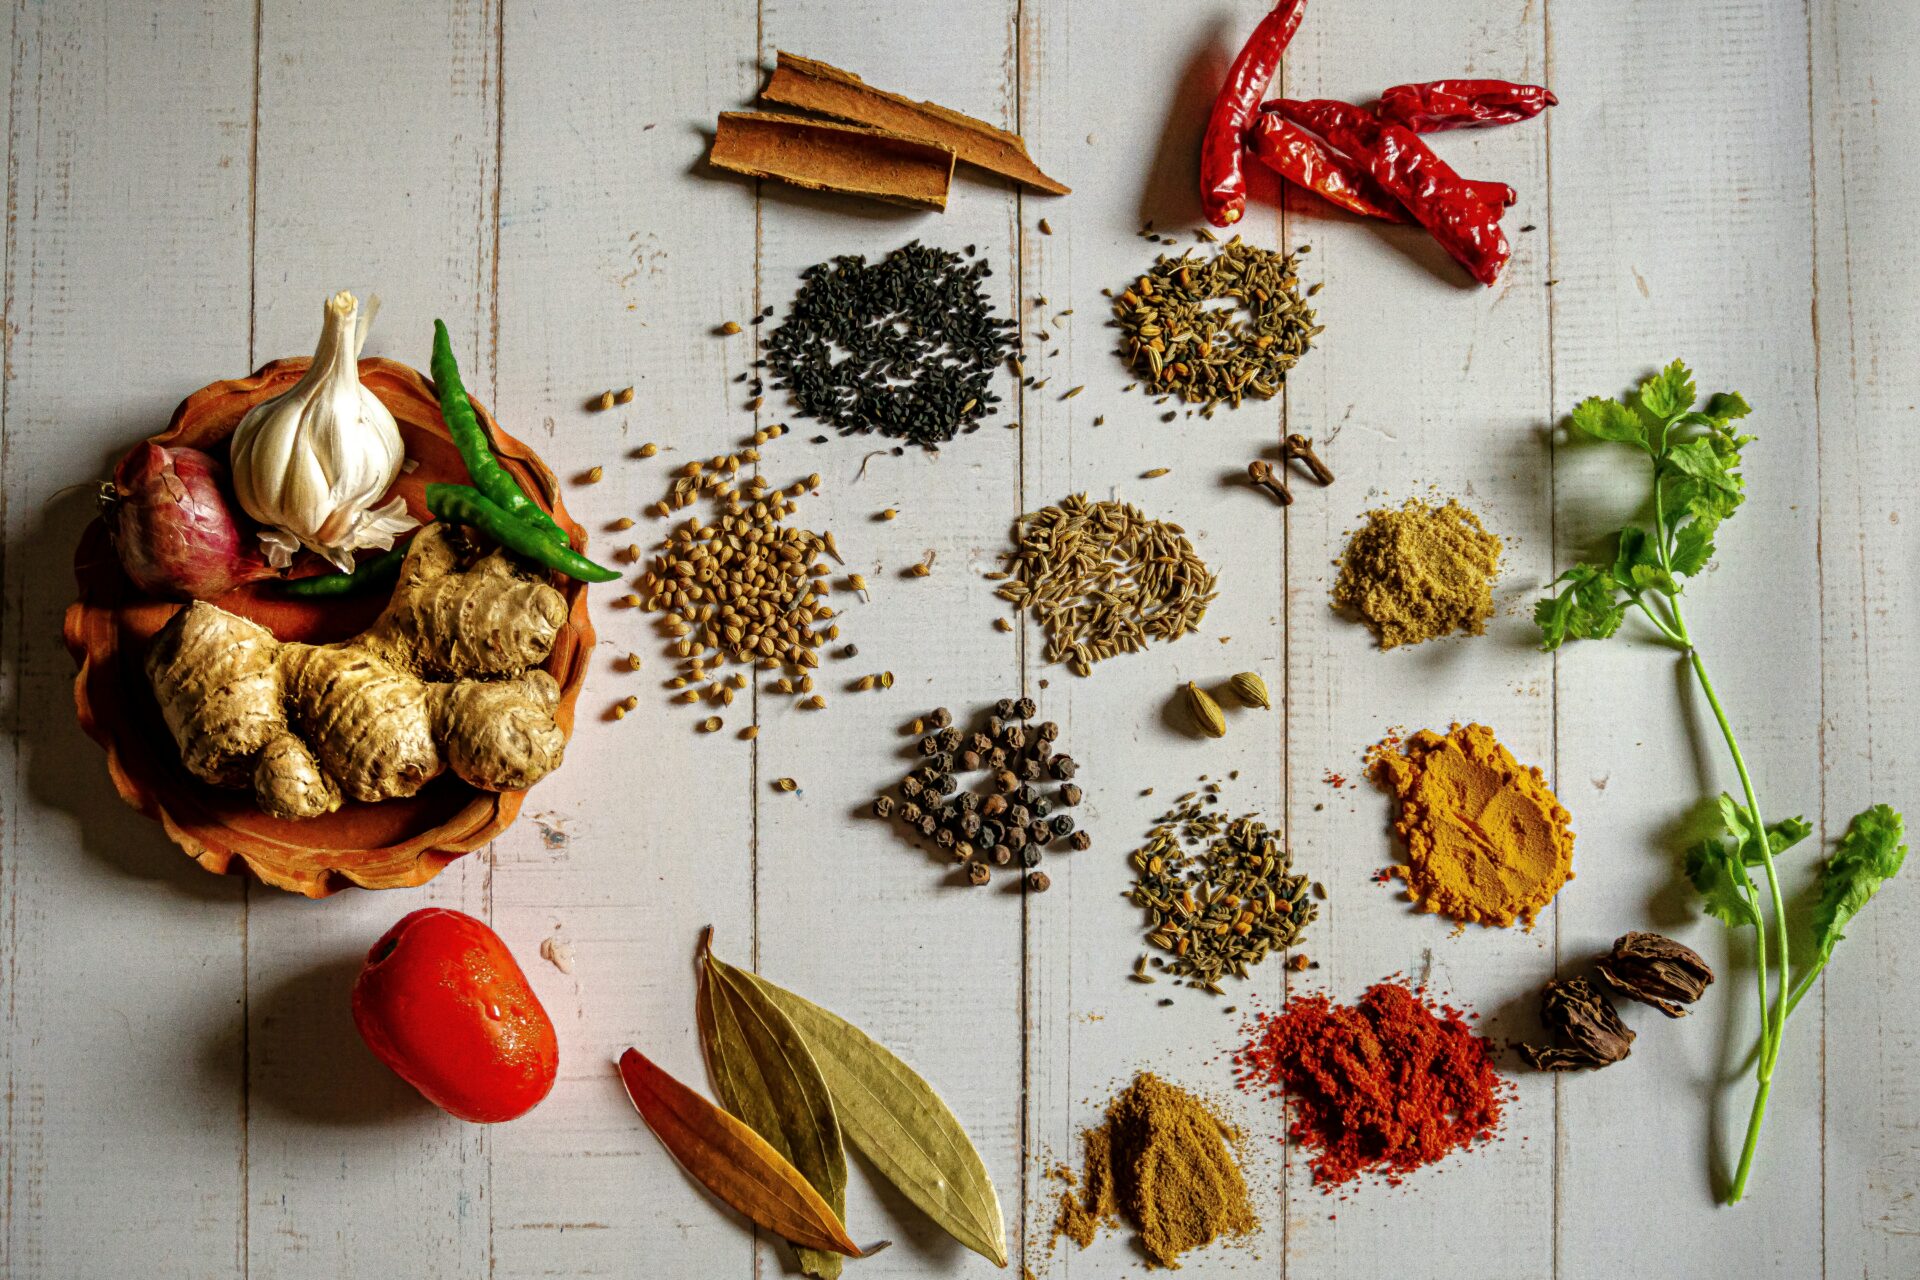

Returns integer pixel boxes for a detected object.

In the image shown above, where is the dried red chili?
[1256,107,1514,218]
[1234,979,1507,1188]
[1247,112,1405,222]
[1378,79,1557,132]
[1200,0,1308,228]
[1276,99,1511,286]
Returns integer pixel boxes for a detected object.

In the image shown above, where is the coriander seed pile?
[634,425,851,714]
[1128,787,1316,995]
[994,494,1217,675]
[1111,237,1321,412]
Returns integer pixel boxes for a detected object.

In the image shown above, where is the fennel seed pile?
[993,494,1216,675]
[1111,238,1321,412]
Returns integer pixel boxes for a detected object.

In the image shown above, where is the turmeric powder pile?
[1371,723,1575,929]
[1052,1072,1257,1269]
[1333,497,1503,649]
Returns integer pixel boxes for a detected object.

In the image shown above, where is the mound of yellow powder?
[1333,498,1503,649]
[1370,723,1574,929]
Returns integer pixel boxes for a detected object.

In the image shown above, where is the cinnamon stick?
[708,111,955,210]
[762,52,1069,196]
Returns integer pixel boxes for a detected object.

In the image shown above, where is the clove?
[1282,434,1335,486]
[1247,459,1292,505]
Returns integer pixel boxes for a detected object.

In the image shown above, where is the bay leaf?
[699,948,847,1280]
[617,1047,867,1258]
[726,962,1009,1268]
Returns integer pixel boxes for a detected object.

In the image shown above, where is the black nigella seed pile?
[765,241,1015,450]
[873,698,1089,890]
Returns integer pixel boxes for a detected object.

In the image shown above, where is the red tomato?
[352,908,558,1123]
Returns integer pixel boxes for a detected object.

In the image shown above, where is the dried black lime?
[765,241,1015,449]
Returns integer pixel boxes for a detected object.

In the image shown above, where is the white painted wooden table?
[3,1,1914,1276]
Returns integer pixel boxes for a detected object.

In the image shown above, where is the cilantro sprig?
[1537,362,1907,1206]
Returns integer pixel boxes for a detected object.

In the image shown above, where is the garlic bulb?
[230,291,417,572]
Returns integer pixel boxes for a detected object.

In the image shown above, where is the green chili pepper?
[431,319,569,545]
[279,544,409,599]
[425,482,619,583]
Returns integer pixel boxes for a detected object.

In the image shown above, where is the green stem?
[1726,1075,1772,1205]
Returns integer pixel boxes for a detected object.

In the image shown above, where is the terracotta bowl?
[63,357,595,897]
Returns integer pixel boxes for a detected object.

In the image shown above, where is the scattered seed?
[616,386,636,404]
[719,321,742,335]
[1142,467,1170,478]
[775,776,798,791]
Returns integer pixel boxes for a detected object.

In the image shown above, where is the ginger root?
[146,524,570,819]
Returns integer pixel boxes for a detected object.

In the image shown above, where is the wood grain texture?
[2,0,1916,1276]
[1811,1,1920,1275]
[747,4,1028,1276]
[1547,1,1825,1275]
[0,3,254,1274]
[487,2,761,1276]
[242,3,500,1276]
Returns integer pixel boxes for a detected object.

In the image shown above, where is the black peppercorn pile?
[765,241,1016,449]
[872,698,1087,890]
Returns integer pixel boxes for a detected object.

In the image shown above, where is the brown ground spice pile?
[1052,1072,1257,1269]
[1333,497,1503,649]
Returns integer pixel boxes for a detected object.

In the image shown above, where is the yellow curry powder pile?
[1370,723,1575,929]
[1333,497,1503,649]
[1052,1072,1257,1269]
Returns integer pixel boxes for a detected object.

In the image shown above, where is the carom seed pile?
[873,698,1088,889]
[1128,788,1314,994]
[994,494,1217,675]
[764,241,1016,449]
[1111,237,1321,412]
[634,425,850,715]
[1051,1072,1258,1269]
[1333,496,1504,649]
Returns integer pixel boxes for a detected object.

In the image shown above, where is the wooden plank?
[484,2,763,1278]
[0,3,253,1275]
[1014,0,1299,1272]
[1811,1,1920,1275]
[1277,4,1557,1275]
[242,3,500,1277]
[1547,1,1824,1273]
[746,3,1030,1276]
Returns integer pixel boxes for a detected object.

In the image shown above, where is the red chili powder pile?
[1233,979,1507,1188]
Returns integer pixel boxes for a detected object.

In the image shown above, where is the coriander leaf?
[1569,395,1645,446]
[1629,562,1677,595]
[1705,391,1751,425]
[1639,359,1698,420]
[1670,522,1715,577]
[1808,805,1908,965]
[1743,815,1813,866]
[1612,525,1656,586]
[1687,837,1760,929]
[1666,438,1741,494]
[1533,589,1576,651]
[1534,564,1625,650]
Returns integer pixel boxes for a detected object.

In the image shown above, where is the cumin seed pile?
[993,494,1217,675]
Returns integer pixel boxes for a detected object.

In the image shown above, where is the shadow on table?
[200,952,430,1127]
[6,472,239,901]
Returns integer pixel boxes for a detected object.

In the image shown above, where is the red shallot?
[101,441,277,600]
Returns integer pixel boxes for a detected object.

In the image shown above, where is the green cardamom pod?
[1227,671,1272,710]
[1185,682,1228,738]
